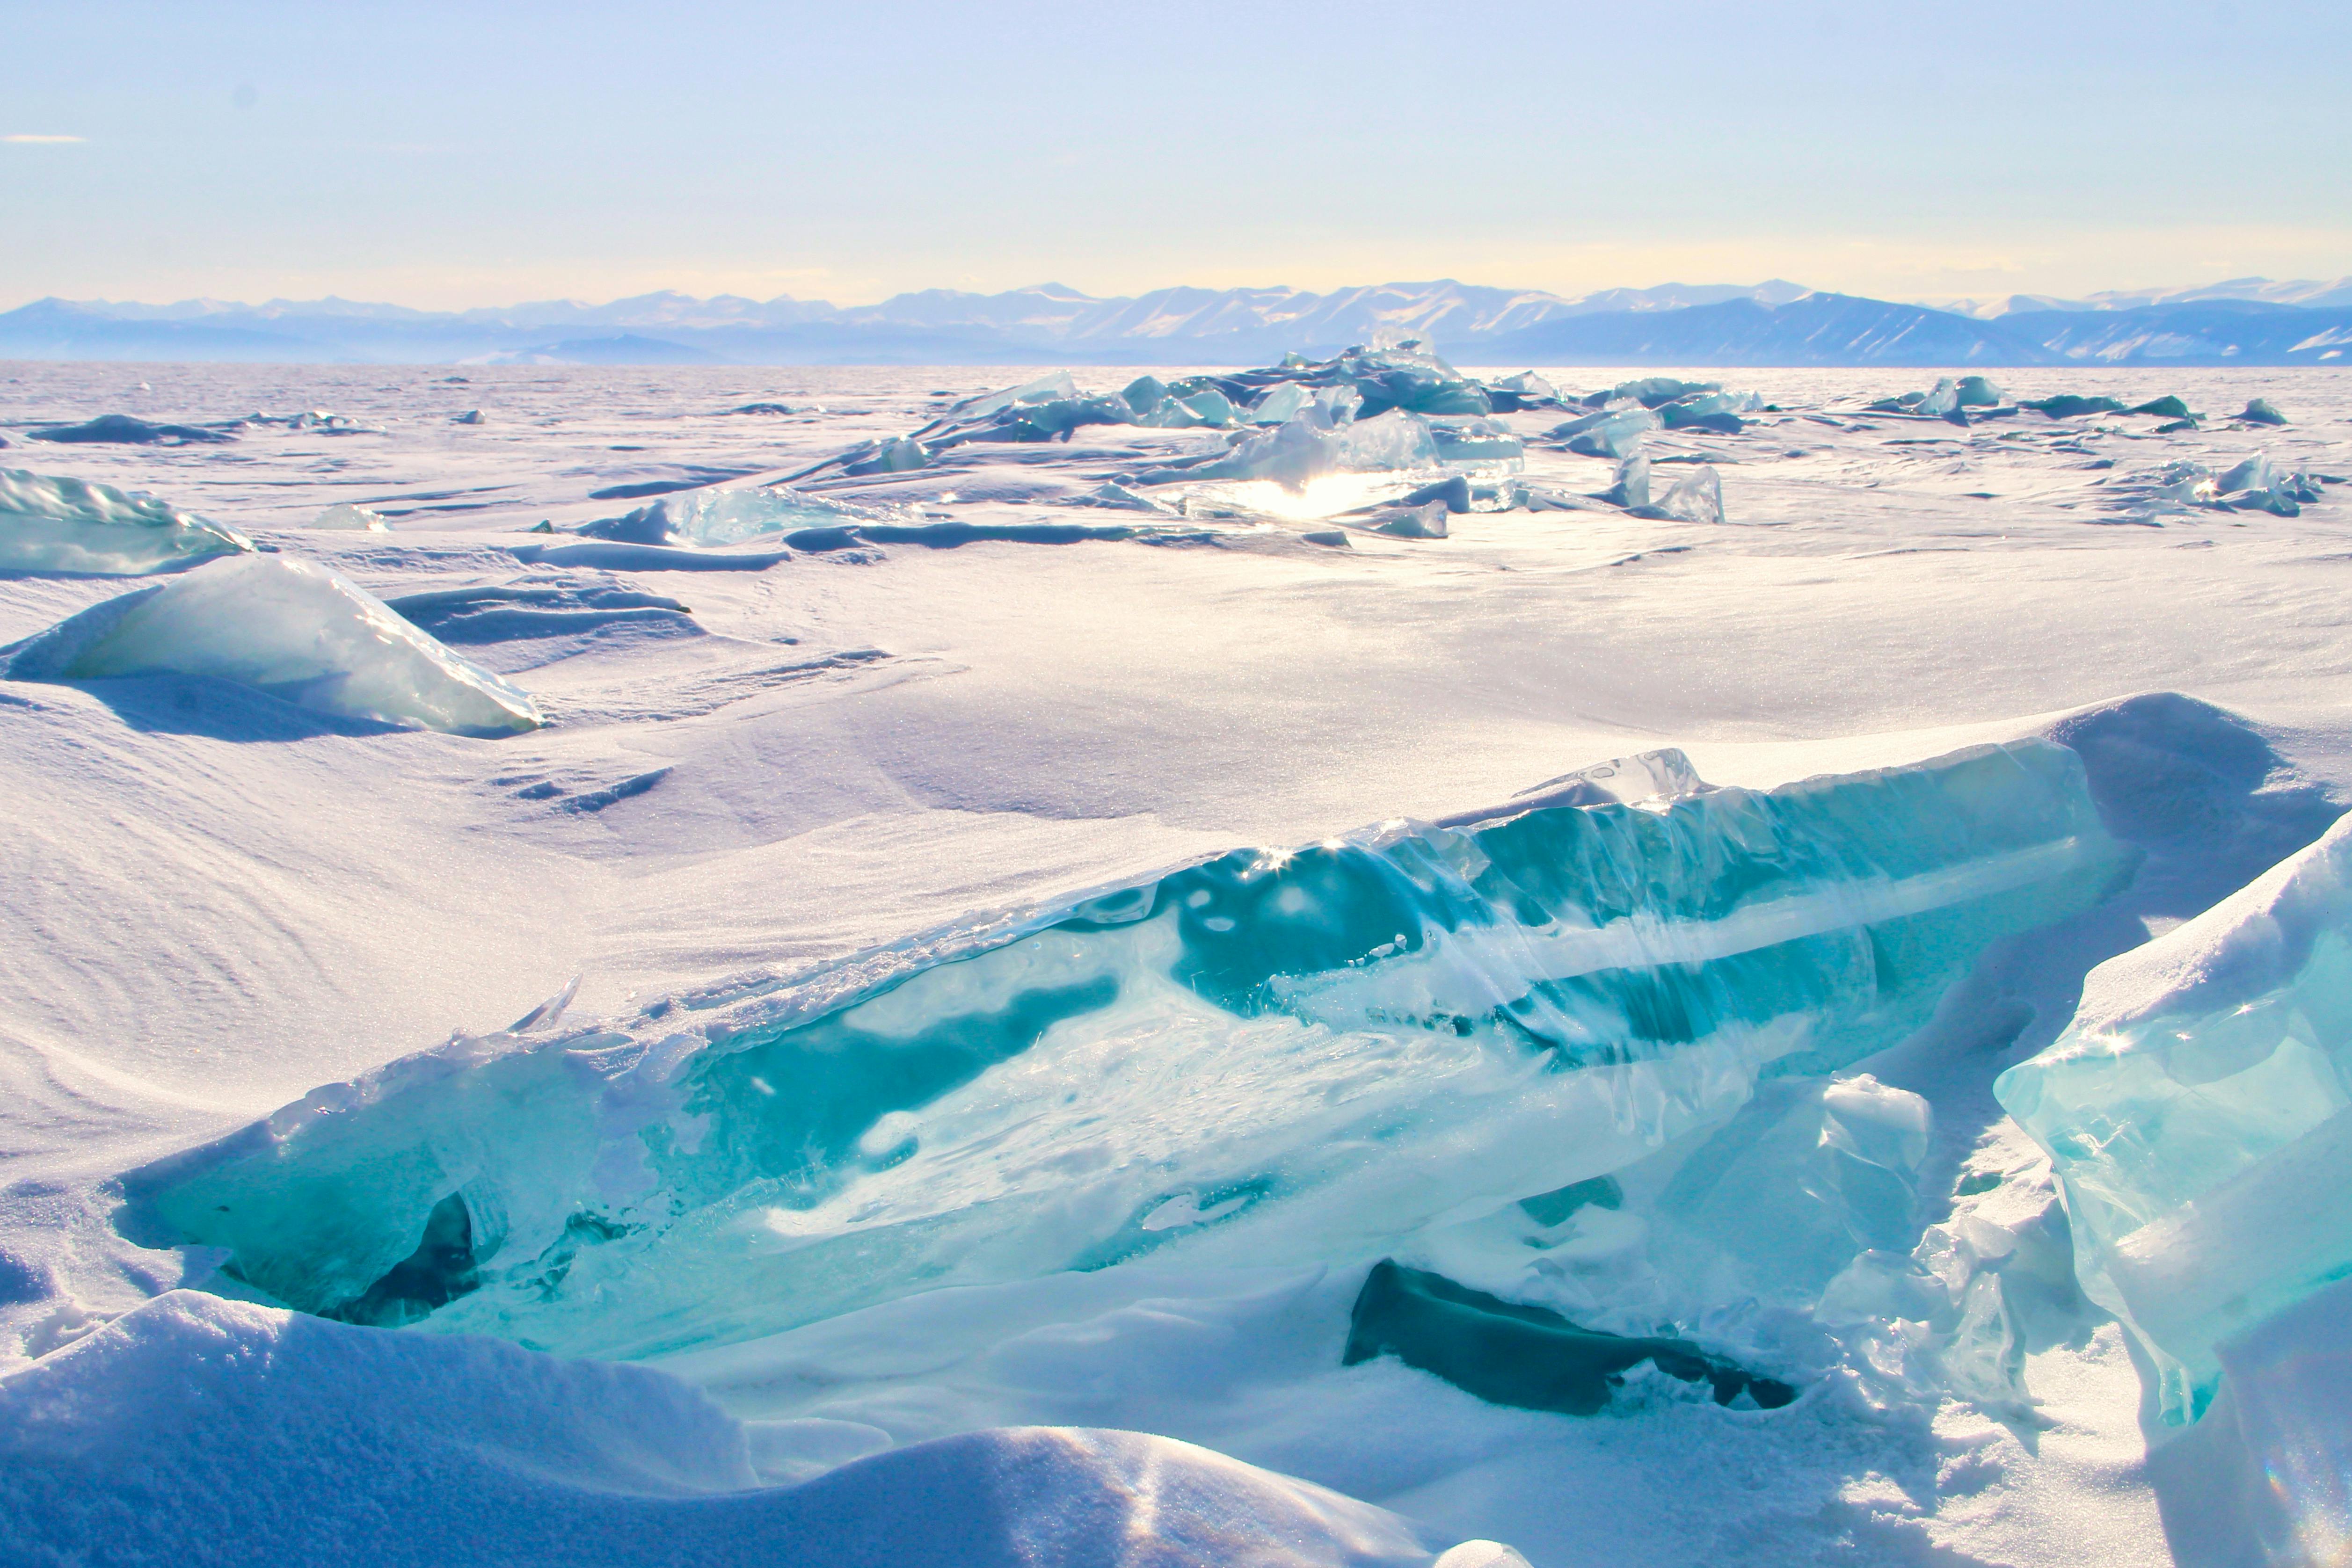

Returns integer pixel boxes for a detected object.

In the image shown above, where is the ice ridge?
[127,740,2131,1363]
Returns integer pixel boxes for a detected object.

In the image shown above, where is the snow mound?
[0,1290,1439,1568]
[128,740,2130,1365]
[2,553,543,736]
[0,467,254,575]
[1997,808,2352,1424]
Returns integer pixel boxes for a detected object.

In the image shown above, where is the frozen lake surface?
[3,358,2349,1567]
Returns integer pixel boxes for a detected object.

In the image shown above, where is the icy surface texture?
[1996,811,2352,1423]
[0,1290,1441,1568]
[0,467,254,575]
[3,554,543,736]
[131,740,2131,1362]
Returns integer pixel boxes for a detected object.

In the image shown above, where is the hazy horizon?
[7,1,2347,312]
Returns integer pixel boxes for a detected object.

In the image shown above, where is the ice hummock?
[2,554,543,736]
[1995,810,2352,1424]
[0,467,255,575]
[130,740,2131,1363]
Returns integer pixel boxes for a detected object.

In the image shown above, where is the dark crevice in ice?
[1343,1261,1798,1416]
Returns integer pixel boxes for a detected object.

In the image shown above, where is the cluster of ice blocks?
[131,740,2133,1363]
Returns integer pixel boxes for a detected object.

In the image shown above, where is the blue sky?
[4,0,2347,309]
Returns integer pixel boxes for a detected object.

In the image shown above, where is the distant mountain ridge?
[2,277,2347,366]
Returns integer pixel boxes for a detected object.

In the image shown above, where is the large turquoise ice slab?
[132,740,2131,1360]
[0,467,253,576]
[1996,811,2352,1424]
[4,554,543,736]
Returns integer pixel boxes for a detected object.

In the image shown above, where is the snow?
[3,357,2351,1567]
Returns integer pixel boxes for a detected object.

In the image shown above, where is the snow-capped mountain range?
[2,276,2348,366]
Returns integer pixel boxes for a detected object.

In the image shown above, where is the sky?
[4,0,2349,312]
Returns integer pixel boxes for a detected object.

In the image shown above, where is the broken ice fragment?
[1550,407,1661,460]
[0,467,254,575]
[3,554,542,736]
[1954,376,2004,407]
[1603,454,1651,509]
[2022,395,2126,418]
[2238,398,2288,425]
[1427,417,1526,467]
[580,486,889,548]
[1482,371,1560,412]
[1995,811,2352,1423]
[2128,395,2195,420]
[1655,466,1725,525]
[1606,377,1719,409]
[312,503,391,531]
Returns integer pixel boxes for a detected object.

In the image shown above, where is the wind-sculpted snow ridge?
[0,1290,1449,1568]
[2,554,543,736]
[1996,810,2352,1426]
[0,467,254,575]
[127,740,2132,1370]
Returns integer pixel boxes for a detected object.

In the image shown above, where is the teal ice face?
[0,468,253,576]
[131,740,2134,1361]
[1997,812,2352,1425]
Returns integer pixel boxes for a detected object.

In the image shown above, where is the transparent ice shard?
[1604,454,1651,509]
[1427,417,1525,468]
[131,740,2132,1360]
[1551,408,1661,460]
[1655,466,1725,525]
[1245,383,1313,426]
[1607,377,1718,409]
[3,554,543,736]
[2238,397,2288,426]
[1954,376,2004,407]
[1483,371,1560,411]
[312,503,391,531]
[1915,379,1961,419]
[1996,812,2352,1423]
[0,468,254,576]
[581,486,890,548]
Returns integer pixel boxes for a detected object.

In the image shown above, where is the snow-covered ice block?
[131,740,2131,1360]
[0,1290,1442,1568]
[2,554,542,736]
[1996,811,2352,1423]
[0,467,254,576]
